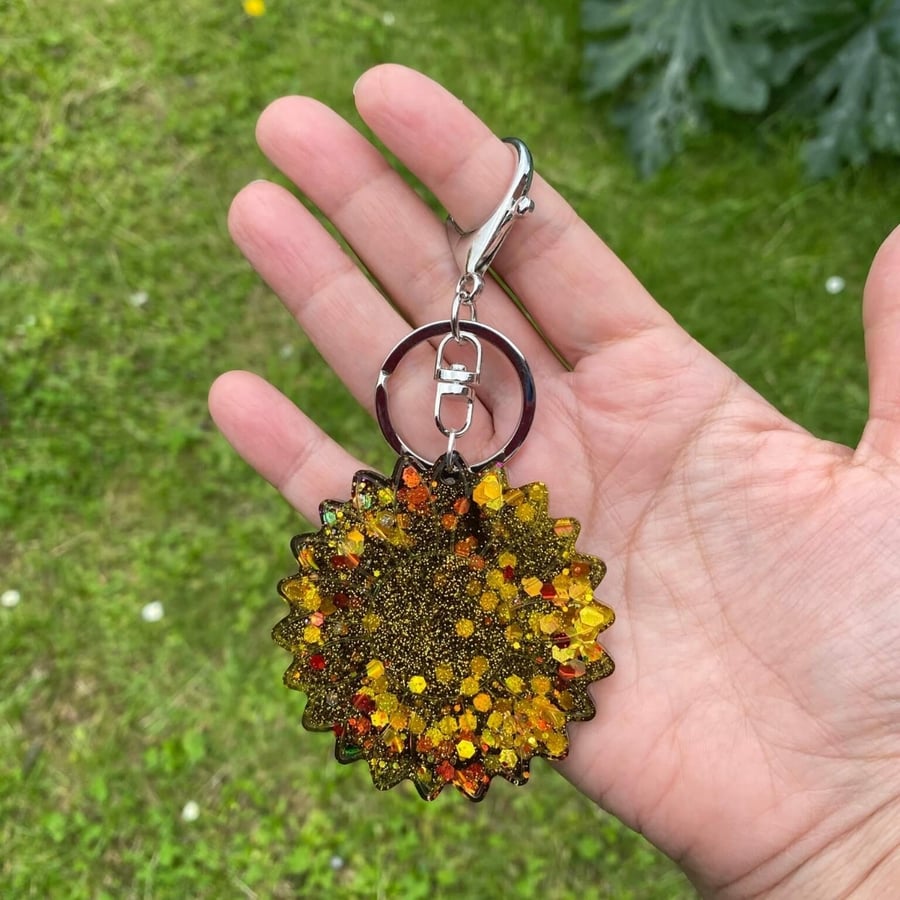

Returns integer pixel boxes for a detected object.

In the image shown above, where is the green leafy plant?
[582,0,900,177]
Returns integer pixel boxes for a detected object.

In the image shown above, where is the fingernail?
[352,72,365,97]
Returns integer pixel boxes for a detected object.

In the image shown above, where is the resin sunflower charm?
[273,138,615,800]
[275,456,614,800]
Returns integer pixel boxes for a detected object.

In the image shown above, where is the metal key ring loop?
[375,320,536,471]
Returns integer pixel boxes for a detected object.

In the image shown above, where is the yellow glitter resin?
[273,455,615,801]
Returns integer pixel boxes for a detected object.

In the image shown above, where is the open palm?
[210,66,900,897]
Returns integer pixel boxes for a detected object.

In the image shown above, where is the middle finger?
[255,95,560,379]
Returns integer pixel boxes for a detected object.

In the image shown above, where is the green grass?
[2,0,897,897]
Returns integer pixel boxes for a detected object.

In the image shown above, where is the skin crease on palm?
[208,65,900,897]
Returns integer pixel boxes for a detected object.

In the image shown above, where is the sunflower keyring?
[273,140,615,800]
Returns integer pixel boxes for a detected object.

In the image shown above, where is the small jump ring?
[375,320,536,471]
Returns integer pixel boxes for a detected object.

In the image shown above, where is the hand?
[209,65,900,897]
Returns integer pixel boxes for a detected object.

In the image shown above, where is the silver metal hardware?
[375,137,536,468]
[375,320,536,471]
[447,138,535,280]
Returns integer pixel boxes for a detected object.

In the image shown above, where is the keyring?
[374,319,536,471]
[271,136,615,803]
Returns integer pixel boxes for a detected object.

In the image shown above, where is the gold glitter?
[539,613,560,634]
[460,676,480,696]
[516,503,535,522]
[499,748,517,767]
[504,674,525,694]
[273,455,614,801]
[505,623,524,644]
[485,569,504,590]
[544,732,568,756]
[502,488,524,506]
[470,656,490,676]
[472,473,503,510]
[435,662,454,684]
[458,710,477,731]
[580,605,613,627]
[409,712,426,733]
[479,591,499,611]
[362,612,381,632]
[376,692,399,713]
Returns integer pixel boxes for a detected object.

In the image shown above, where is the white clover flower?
[141,601,164,622]
[129,290,149,307]
[181,801,200,822]
[825,276,846,295]
[1,589,21,608]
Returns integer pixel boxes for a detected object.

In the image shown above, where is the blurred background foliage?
[583,0,900,177]
[1,0,897,897]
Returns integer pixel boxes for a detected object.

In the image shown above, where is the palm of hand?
[211,66,900,897]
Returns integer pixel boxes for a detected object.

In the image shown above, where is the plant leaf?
[794,1,900,177]
[582,0,774,175]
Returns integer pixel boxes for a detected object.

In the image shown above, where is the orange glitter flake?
[404,484,431,511]
[473,692,492,712]
[436,760,456,781]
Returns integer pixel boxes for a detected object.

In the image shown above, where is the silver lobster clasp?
[446,137,535,280]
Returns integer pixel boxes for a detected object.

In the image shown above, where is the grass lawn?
[2,0,897,897]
